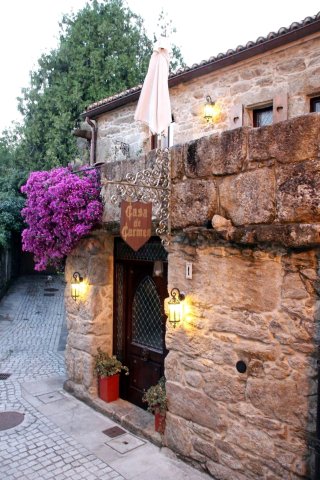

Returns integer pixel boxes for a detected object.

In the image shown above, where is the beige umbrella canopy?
[134,37,172,135]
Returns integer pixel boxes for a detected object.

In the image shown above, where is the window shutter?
[273,93,288,123]
[229,104,243,130]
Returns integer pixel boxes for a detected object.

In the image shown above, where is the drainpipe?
[315,346,320,479]
[85,117,97,165]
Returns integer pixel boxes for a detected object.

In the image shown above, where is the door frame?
[113,237,168,404]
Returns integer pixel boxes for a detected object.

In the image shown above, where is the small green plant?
[94,348,129,378]
[142,377,167,414]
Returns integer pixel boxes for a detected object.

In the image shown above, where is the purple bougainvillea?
[21,166,103,271]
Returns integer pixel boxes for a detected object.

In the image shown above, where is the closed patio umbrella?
[134,37,171,135]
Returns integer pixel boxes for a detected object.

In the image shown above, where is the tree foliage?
[16,0,185,170]
[0,133,25,248]
[0,0,185,252]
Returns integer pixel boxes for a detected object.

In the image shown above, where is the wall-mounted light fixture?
[71,272,84,301]
[204,95,216,122]
[168,288,185,328]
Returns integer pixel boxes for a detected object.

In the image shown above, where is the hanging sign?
[120,201,152,251]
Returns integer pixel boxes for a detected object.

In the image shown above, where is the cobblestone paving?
[0,276,124,480]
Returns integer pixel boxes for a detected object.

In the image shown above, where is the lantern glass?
[71,283,80,301]
[71,272,84,301]
[168,288,185,327]
[204,103,215,121]
[168,301,183,325]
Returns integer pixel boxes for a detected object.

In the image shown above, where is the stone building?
[65,11,320,480]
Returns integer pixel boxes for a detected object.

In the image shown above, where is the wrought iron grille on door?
[132,276,163,351]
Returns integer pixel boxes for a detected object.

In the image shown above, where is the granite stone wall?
[162,114,320,479]
[94,35,320,164]
[65,113,320,478]
[165,240,318,479]
[64,232,114,398]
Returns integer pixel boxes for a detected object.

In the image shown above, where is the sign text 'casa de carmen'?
[120,201,152,251]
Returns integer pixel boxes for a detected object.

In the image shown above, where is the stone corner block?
[248,113,320,164]
[170,143,187,180]
[276,159,320,223]
[171,179,218,229]
[210,127,249,175]
[219,167,275,226]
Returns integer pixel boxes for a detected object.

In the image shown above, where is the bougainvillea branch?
[21,166,103,271]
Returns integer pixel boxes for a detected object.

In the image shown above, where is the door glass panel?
[132,276,163,351]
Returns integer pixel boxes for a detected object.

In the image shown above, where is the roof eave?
[84,18,320,119]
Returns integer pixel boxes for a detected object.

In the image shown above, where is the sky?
[1,0,319,133]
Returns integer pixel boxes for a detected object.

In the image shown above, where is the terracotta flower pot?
[98,374,119,402]
[154,411,166,434]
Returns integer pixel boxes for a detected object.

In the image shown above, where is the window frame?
[310,96,320,113]
[253,105,273,128]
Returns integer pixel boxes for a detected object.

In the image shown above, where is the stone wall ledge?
[230,223,320,248]
[175,223,320,249]
[170,113,320,181]
[101,222,320,248]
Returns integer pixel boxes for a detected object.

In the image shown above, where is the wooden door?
[114,238,168,408]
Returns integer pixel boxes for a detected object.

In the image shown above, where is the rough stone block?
[170,144,186,180]
[276,159,320,222]
[248,114,320,164]
[195,249,281,312]
[246,378,308,427]
[206,460,248,480]
[164,412,193,457]
[68,331,111,355]
[193,438,219,461]
[219,167,275,225]
[197,128,248,176]
[185,370,203,389]
[203,369,246,403]
[232,223,320,248]
[209,310,271,342]
[171,179,217,229]
[183,138,212,178]
[276,57,306,73]
[88,254,109,285]
[167,381,228,432]
[164,351,185,384]
[225,424,275,459]
[281,273,309,300]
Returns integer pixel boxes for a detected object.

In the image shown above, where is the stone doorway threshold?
[64,380,162,447]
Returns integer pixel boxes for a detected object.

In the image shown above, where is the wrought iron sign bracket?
[101,148,171,245]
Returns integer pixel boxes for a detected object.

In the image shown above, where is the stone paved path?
[0,276,211,480]
[0,276,124,480]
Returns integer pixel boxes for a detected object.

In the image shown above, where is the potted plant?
[142,377,167,433]
[94,348,129,403]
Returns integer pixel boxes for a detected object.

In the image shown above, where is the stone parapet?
[100,113,320,247]
[167,113,320,244]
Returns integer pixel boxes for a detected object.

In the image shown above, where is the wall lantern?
[204,95,216,122]
[168,288,185,328]
[71,272,84,301]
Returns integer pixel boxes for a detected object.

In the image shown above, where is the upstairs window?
[150,114,175,150]
[310,96,320,113]
[151,133,158,150]
[253,105,273,127]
